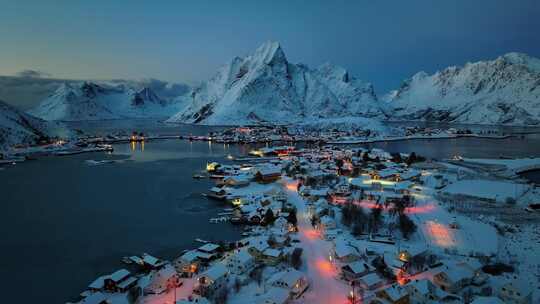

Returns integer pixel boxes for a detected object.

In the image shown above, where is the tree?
[341,203,354,227]
[392,153,403,163]
[287,209,298,226]
[290,248,303,269]
[399,214,417,239]
[249,266,264,286]
[406,152,417,166]
[214,285,229,304]
[234,276,241,293]
[369,205,383,233]
[335,158,344,169]
[362,152,370,163]
[352,222,364,236]
[264,209,275,225]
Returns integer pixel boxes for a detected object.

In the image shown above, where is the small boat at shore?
[193,174,206,179]
[195,238,209,244]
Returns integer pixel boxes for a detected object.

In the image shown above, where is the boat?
[195,238,209,244]
[192,174,206,179]
[209,216,229,223]
[121,256,133,264]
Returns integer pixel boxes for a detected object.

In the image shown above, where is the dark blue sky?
[1,0,539,93]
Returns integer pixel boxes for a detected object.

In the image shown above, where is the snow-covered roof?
[260,287,289,304]
[263,248,282,258]
[334,241,358,259]
[142,253,162,267]
[109,269,130,283]
[269,269,305,288]
[80,292,107,304]
[88,275,107,289]
[342,261,370,274]
[471,297,505,304]
[231,249,253,264]
[200,263,228,281]
[117,276,138,289]
[179,250,200,263]
[198,243,220,253]
[360,272,382,287]
[380,283,408,301]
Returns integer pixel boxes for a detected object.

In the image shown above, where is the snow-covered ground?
[443,179,529,202]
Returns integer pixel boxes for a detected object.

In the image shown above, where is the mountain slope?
[0,100,70,150]
[166,41,384,125]
[29,82,188,121]
[385,53,540,125]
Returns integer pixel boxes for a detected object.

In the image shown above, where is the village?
[0,123,517,166]
[70,138,540,304]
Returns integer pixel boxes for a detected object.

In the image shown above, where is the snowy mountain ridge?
[385,52,540,125]
[166,41,384,125]
[0,100,70,151]
[29,81,188,121]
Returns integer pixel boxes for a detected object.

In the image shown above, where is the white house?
[226,249,254,275]
[196,264,229,295]
[341,261,372,282]
[358,272,384,290]
[333,240,360,263]
[269,269,309,299]
[259,287,290,304]
[405,279,440,304]
[144,263,179,295]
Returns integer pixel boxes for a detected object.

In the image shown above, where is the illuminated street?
[285,182,353,304]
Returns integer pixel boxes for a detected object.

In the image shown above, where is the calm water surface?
[1,121,540,303]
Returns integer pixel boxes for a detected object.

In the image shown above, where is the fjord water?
[1,121,540,303]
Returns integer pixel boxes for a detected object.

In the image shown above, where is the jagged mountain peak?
[499,52,540,73]
[386,52,540,125]
[251,41,286,65]
[316,63,350,83]
[166,41,384,125]
[30,81,184,121]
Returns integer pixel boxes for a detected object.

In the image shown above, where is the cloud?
[15,69,52,78]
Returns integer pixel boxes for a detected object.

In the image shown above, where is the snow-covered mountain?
[29,82,188,121]
[166,41,384,125]
[0,100,70,150]
[385,53,540,125]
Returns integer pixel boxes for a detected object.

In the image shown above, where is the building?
[259,287,290,304]
[255,166,282,183]
[405,279,440,304]
[195,264,229,295]
[262,248,284,266]
[374,283,409,304]
[358,272,385,291]
[103,269,132,292]
[225,249,254,274]
[341,261,373,282]
[333,240,361,263]
[221,175,251,187]
[143,264,179,295]
[142,253,166,269]
[174,250,200,277]
[269,269,309,299]
[432,261,485,294]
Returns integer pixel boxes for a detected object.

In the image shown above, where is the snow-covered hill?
[166,41,384,125]
[29,82,188,121]
[0,100,70,150]
[385,53,540,125]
